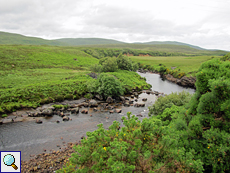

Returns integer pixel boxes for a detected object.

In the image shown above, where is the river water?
[0,73,195,160]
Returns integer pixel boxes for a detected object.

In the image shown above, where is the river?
[0,73,195,160]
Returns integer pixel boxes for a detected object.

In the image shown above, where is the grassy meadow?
[0,44,228,114]
[128,55,221,76]
[0,45,149,114]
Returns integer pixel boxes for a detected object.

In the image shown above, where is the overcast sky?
[0,0,230,50]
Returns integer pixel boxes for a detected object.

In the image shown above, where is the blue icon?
[3,154,18,170]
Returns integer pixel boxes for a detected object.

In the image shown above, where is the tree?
[116,54,133,71]
[87,73,124,99]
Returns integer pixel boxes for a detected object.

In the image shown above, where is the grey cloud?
[0,0,229,50]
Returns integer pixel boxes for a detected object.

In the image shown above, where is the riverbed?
[0,73,195,161]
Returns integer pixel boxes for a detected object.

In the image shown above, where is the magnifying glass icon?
[3,154,18,170]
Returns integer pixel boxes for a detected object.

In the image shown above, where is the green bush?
[148,91,192,116]
[87,73,124,99]
[101,57,118,72]
[116,54,133,71]
[57,113,201,173]
[90,64,103,72]
[1,114,7,118]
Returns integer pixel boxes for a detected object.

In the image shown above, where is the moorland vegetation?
[1,36,230,172]
[0,45,150,115]
[58,53,230,172]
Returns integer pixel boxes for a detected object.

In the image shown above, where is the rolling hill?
[0,31,228,55]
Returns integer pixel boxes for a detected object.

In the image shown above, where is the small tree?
[101,57,118,72]
[87,73,124,99]
[116,54,133,71]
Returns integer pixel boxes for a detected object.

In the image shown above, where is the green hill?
[0,31,228,56]
[54,38,125,45]
[0,31,66,46]
[135,41,205,50]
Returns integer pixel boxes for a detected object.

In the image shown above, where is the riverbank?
[21,142,78,173]
[0,72,195,172]
[138,69,196,89]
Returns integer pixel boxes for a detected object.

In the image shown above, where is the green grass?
[108,70,151,90]
[0,45,150,114]
[129,55,221,76]
[81,44,227,56]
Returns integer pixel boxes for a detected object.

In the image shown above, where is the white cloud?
[0,0,229,50]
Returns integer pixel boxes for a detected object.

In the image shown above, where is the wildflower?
[124,134,126,136]
[217,149,218,151]
[103,147,106,151]
[207,146,210,149]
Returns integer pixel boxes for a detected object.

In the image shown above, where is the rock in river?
[142,98,147,101]
[106,96,113,103]
[134,102,145,107]
[70,107,79,114]
[36,119,43,124]
[88,99,98,107]
[62,116,69,121]
[42,108,53,116]
[115,109,122,113]
[81,109,88,114]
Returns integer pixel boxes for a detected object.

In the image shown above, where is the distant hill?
[0,31,67,46]
[134,41,205,50]
[0,31,228,55]
[54,38,125,46]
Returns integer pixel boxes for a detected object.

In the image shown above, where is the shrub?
[116,54,137,71]
[90,64,103,72]
[1,114,7,118]
[148,91,192,116]
[54,95,64,102]
[101,57,118,72]
[57,113,202,173]
[87,73,124,99]
[65,94,74,100]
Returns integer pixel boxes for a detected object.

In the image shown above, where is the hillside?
[0,31,228,56]
[135,41,205,50]
[0,31,66,46]
[54,38,125,45]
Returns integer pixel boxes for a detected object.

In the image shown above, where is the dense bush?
[58,113,202,173]
[188,59,230,131]
[59,56,230,173]
[87,73,124,99]
[91,55,138,73]
[148,91,192,116]
[116,54,138,71]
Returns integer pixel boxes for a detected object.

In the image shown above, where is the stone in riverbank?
[70,107,79,114]
[106,96,113,103]
[165,74,196,88]
[21,142,77,173]
[81,109,88,114]
[88,99,98,107]
[42,108,54,116]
